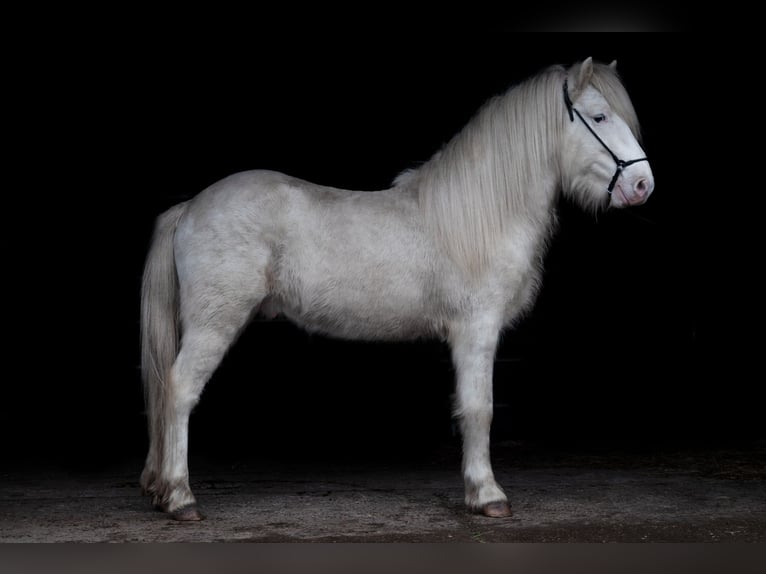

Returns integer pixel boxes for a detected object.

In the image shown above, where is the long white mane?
[395,62,641,276]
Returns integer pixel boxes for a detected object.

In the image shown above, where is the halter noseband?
[563,79,648,195]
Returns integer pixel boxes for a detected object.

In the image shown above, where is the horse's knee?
[173,386,201,412]
[455,402,493,429]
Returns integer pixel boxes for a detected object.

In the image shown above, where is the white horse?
[140,57,654,520]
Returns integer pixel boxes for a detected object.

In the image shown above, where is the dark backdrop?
[4,28,757,471]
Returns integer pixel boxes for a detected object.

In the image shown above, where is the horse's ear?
[577,57,594,90]
[568,57,594,99]
[609,60,618,70]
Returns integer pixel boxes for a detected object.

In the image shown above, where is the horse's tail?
[141,202,188,451]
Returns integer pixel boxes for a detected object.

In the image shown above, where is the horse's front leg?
[450,319,511,517]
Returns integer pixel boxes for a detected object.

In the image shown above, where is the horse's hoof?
[172,505,204,521]
[482,501,512,518]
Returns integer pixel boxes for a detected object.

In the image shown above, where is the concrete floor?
[1,441,765,542]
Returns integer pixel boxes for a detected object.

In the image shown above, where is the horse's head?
[560,57,654,210]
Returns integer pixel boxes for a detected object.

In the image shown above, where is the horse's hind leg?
[450,318,512,518]
[152,294,260,520]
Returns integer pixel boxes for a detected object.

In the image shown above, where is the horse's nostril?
[634,178,649,196]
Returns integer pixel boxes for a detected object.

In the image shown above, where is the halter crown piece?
[563,79,648,195]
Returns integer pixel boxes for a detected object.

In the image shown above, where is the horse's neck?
[499,180,559,254]
[521,170,560,226]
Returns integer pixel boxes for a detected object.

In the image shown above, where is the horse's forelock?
[590,63,642,143]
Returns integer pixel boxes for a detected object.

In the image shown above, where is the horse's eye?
[592,114,606,123]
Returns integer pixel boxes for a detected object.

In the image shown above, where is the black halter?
[563,79,648,195]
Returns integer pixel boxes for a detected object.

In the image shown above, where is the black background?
[4,24,758,472]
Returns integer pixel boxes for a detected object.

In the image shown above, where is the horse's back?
[181,169,302,224]
[176,169,426,249]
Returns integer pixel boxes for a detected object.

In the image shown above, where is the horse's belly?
[273,272,438,341]
[285,306,433,341]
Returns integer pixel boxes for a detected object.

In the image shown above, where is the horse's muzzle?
[612,175,654,208]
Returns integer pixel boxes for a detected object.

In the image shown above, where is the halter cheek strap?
[563,79,648,195]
